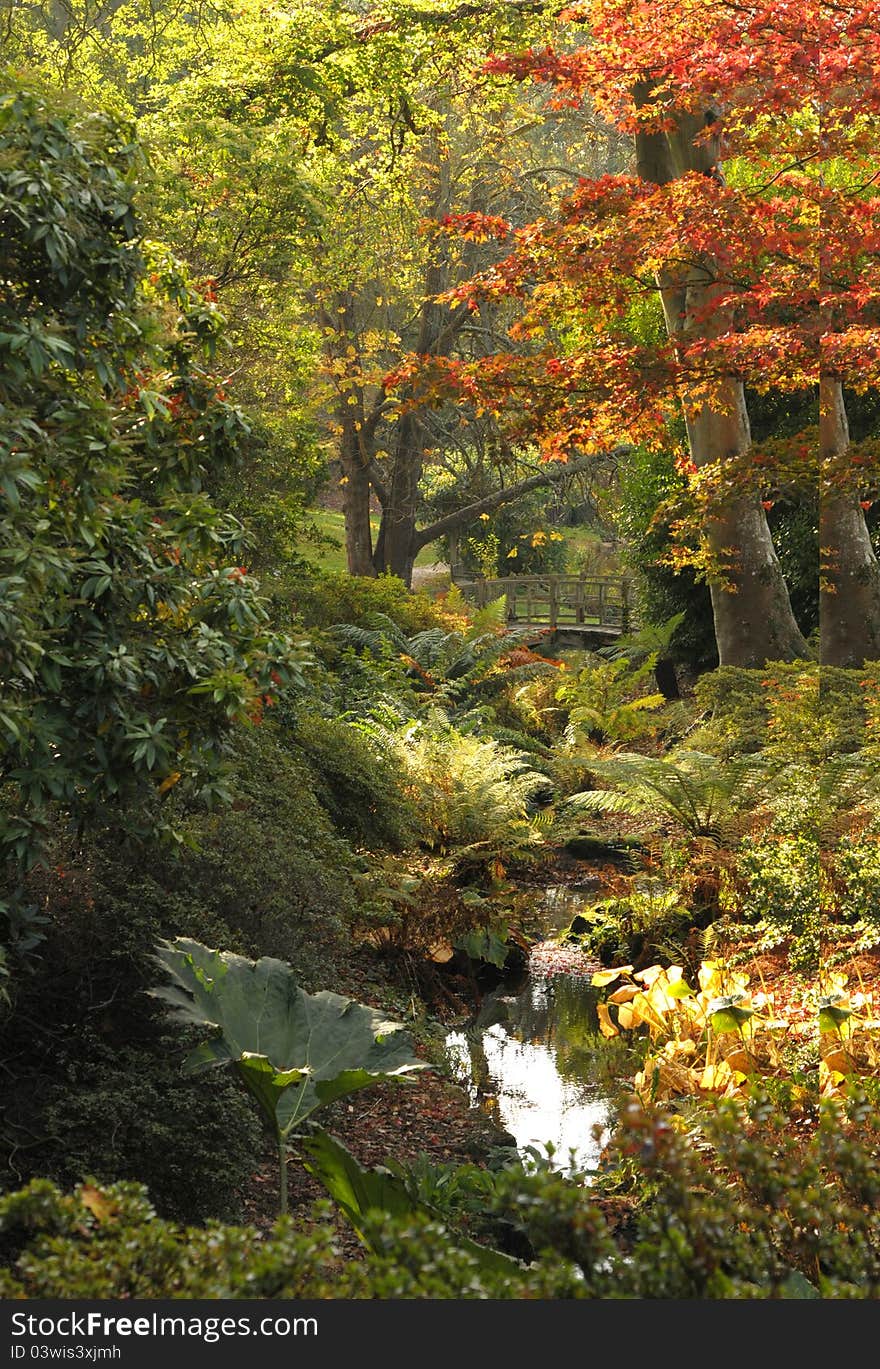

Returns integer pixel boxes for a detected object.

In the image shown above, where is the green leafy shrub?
[170,724,360,957]
[565,749,774,843]
[33,1045,261,1224]
[0,850,260,1222]
[727,833,822,972]
[0,80,300,883]
[830,836,880,952]
[691,667,772,755]
[290,570,443,634]
[287,712,416,849]
[3,1096,877,1298]
[0,725,360,1221]
[693,664,865,761]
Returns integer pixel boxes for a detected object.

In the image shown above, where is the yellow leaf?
[699,1060,733,1092]
[592,966,632,987]
[596,1003,619,1038]
[608,985,640,1004]
[80,1186,118,1223]
[158,770,182,795]
[616,1002,637,1030]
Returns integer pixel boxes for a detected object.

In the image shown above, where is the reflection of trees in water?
[461,974,603,1095]
[447,969,620,1163]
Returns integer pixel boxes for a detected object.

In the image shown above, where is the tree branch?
[412,446,628,549]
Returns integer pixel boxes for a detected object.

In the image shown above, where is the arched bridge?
[461,574,637,645]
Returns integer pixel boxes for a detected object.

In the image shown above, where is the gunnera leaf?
[151,938,429,1134]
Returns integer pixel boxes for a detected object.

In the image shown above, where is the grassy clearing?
[296,510,441,573]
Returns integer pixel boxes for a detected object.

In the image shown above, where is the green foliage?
[599,612,686,667]
[153,938,428,1133]
[566,877,695,968]
[693,663,864,761]
[0,724,359,1222]
[0,1181,347,1299]
[329,612,557,721]
[556,656,666,747]
[3,1096,877,1297]
[727,834,822,973]
[565,750,774,843]
[0,79,298,881]
[300,1129,520,1272]
[165,724,359,961]
[285,711,416,849]
[832,837,880,952]
[615,444,717,669]
[152,938,429,1210]
[0,844,261,1222]
[386,719,548,862]
[31,1047,261,1225]
[291,570,443,634]
[691,667,774,755]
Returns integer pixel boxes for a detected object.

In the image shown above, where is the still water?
[445,886,616,1171]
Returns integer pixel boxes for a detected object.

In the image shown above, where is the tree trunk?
[635,104,809,666]
[339,412,375,576]
[820,377,880,665]
[320,294,376,577]
[373,413,424,584]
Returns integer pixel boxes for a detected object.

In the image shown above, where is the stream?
[444,884,619,1172]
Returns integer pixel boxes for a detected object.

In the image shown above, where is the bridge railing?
[463,574,637,632]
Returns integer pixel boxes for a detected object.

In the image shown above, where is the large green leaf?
[300,1129,521,1276]
[151,938,429,1135]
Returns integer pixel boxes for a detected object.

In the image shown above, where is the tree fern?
[563,750,777,842]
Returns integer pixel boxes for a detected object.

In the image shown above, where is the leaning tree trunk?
[636,105,809,667]
[819,376,880,665]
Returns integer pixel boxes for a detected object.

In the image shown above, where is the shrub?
[290,570,443,634]
[830,836,880,953]
[32,1045,261,1224]
[0,725,359,1221]
[0,852,261,1222]
[287,712,416,850]
[727,833,822,973]
[170,725,359,963]
[2,1096,877,1297]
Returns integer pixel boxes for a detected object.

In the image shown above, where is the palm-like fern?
[820,754,880,840]
[331,609,556,712]
[563,749,776,843]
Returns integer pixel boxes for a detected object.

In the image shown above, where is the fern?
[557,657,666,745]
[599,612,686,665]
[564,749,777,842]
[385,716,548,859]
[330,613,555,717]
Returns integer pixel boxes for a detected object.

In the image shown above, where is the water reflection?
[446,970,613,1171]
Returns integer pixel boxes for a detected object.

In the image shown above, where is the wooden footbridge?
[460,574,637,646]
